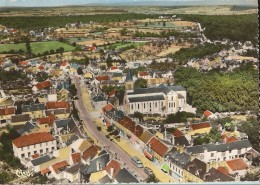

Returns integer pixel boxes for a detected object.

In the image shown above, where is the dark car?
[144,167,153,176]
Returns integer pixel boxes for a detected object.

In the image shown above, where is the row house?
[0,106,16,124]
[11,114,30,125]
[12,132,57,165]
[185,140,252,163]
[22,103,45,119]
[165,147,191,182]
[183,158,235,183]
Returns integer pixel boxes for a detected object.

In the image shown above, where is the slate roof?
[204,168,234,182]
[66,135,80,146]
[114,168,139,183]
[186,140,252,154]
[11,114,30,123]
[166,149,191,168]
[98,175,112,183]
[17,122,36,135]
[22,103,45,112]
[184,158,207,180]
[129,95,164,103]
[55,119,71,128]
[125,69,133,82]
[174,136,190,147]
[127,84,185,96]
[93,94,106,102]
[66,163,84,174]
[31,155,52,166]
[80,153,110,175]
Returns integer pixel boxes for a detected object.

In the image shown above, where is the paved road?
[73,77,148,181]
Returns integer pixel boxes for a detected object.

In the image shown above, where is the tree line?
[0,13,158,31]
[178,14,258,44]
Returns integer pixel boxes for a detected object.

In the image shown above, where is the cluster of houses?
[101,102,259,182]
[186,41,258,71]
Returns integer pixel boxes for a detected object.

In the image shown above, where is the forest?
[0,13,157,30]
[171,43,227,64]
[174,63,258,113]
[178,14,258,44]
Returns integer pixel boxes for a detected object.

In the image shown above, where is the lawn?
[105,42,146,50]
[0,41,75,54]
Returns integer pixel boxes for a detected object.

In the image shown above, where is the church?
[123,69,196,116]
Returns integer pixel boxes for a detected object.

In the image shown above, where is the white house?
[12,132,57,165]
[185,140,252,163]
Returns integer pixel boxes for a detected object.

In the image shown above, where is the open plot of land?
[67,37,93,44]
[77,39,107,47]
[157,44,189,57]
[0,41,75,54]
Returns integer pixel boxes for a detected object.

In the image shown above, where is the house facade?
[12,132,57,164]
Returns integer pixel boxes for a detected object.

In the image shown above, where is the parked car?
[144,167,153,176]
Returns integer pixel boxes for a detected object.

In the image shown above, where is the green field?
[105,42,146,50]
[0,41,75,54]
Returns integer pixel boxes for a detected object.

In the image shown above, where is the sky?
[0,0,258,7]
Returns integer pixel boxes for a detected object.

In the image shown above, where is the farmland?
[0,41,75,54]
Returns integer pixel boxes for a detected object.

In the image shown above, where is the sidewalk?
[81,85,94,111]
[95,119,176,183]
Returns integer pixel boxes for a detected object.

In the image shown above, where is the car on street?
[144,167,153,176]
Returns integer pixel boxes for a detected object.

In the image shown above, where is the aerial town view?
[0,0,259,184]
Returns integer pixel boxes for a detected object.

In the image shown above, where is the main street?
[73,76,148,181]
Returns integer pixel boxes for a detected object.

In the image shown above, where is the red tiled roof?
[32,153,40,159]
[148,137,168,157]
[108,90,116,97]
[110,66,118,70]
[82,145,98,160]
[217,167,229,175]
[38,65,45,70]
[52,160,69,174]
[36,81,51,90]
[119,116,135,132]
[41,168,50,175]
[19,61,28,65]
[102,104,113,112]
[133,124,143,137]
[89,46,96,51]
[71,153,81,164]
[173,129,184,137]
[138,71,149,76]
[96,75,109,81]
[37,114,55,127]
[105,159,121,178]
[190,122,211,131]
[46,101,70,109]
[0,107,15,115]
[203,110,213,117]
[226,159,248,171]
[12,132,55,148]
[226,136,238,143]
[60,61,68,66]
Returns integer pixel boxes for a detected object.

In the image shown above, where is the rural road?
[73,76,148,181]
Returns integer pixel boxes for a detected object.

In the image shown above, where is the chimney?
[96,160,100,171]
[110,167,114,178]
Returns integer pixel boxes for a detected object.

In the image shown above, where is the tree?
[133,111,144,122]
[36,72,49,82]
[69,84,77,97]
[72,42,77,47]
[165,111,195,123]
[163,21,166,27]
[0,171,11,184]
[144,22,148,27]
[134,78,147,88]
[77,67,83,75]
[119,28,128,36]
[107,126,114,132]
[146,174,159,183]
